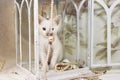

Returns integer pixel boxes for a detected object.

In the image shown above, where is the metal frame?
[15,0,39,78]
[70,0,87,64]
[33,0,40,78]
[14,0,120,79]
[89,0,120,68]
[14,0,36,72]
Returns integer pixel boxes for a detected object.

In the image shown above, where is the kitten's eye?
[52,28,54,31]
[43,27,46,31]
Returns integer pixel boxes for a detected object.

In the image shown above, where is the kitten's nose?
[49,33,53,36]
[46,33,53,36]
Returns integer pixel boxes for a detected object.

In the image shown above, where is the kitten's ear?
[54,15,61,25]
[39,15,45,24]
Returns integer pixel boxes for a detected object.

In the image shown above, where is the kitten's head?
[38,15,61,38]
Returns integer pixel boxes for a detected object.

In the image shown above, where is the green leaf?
[111,49,117,55]
[104,0,110,5]
[65,32,71,39]
[97,49,117,60]
[96,48,107,57]
[100,52,107,60]
[65,23,77,36]
[111,24,119,35]
[96,48,117,60]
[64,44,75,55]
[96,42,107,47]
[103,25,107,40]
[112,38,120,48]
[80,40,88,48]
[95,10,106,16]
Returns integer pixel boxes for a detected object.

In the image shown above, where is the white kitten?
[38,15,63,69]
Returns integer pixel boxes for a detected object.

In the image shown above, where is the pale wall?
[0,0,15,60]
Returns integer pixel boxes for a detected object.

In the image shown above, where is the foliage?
[96,35,120,60]
[64,44,75,55]
[64,22,76,55]
[94,1,120,60]
[64,17,88,55]
[62,0,120,63]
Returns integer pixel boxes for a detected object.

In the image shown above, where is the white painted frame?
[89,0,120,68]
[15,0,89,79]
[71,0,87,64]
[34,0,40,78]
[14,0,120,79]
[14,0,39,76]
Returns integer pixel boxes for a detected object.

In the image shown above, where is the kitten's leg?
[40,52,49,71]
[50,48,62,69]
[50,51,58,69]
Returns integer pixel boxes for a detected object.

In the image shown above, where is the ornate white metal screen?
[15,0,120,79]
[15,0,39,76]
[89,0,120,68]
[63,0,88,67]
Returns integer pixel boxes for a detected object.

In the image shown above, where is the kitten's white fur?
[38,15,63,69]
